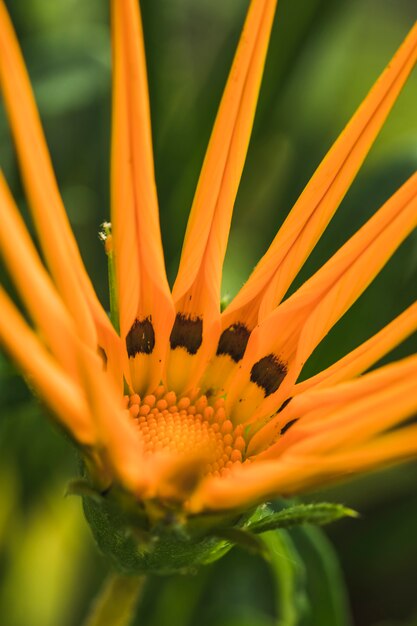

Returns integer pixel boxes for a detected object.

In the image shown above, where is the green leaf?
[215,528,270,558]
[247,503,358,534]
[290,525,352,626]
[262,530,309,626]
[213,613,276,626]
[134,567,212,626]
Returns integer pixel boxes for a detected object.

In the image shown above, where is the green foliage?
[82,491,235,575]
[292,525,352,626]
[214,527,270,558]
[81,478,356,586]
[82,575,143,626]
[247,503,358,534]
[130,521,352,626]
[262,530,308,626]
[79,469,355,579]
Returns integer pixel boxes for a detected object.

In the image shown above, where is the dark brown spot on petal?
[250,354,287,397]
[170,313,203,355]
[277,397,292,413]
[97,346,108,370]
[216,323,250,362]
[280,418,298,435]
[126,317,155,357]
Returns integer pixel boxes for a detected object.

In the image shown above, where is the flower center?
[127,386,247,477]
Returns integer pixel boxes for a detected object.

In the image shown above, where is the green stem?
[262,530,306,626]
[82,573,145,626]
[101,222,120,333]
[107,249,119,333]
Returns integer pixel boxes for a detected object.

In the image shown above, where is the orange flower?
[1,0,417,519]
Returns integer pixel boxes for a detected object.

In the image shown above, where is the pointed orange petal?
[76,342,150,493]
[288,354,417,427]
[291,173,417,373]
[0,287,94,446]
[295,300,417,394]
[111,0,174,394]
[0,1,117,355]
[309,426,417,475]
[110,18,140,340]
[227,171,417,423]
[0,172,81,377]
[189,422,417,511]
[145,452,209,502]
[173,0,277,309]
[187,456,326,512]
[190,378,417,511]
[281,375,417,458]
[166,0,278,393]
[223,20,417,330]
[252,354,417,457]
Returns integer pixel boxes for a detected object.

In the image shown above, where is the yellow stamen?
[127,388,249,477]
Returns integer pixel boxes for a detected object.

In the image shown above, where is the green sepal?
[77,467,356,577]
[247,502,358,534]
[66,478,105,501]
[82,488,246,575]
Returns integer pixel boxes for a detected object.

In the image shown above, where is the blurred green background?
[1,0,417,624]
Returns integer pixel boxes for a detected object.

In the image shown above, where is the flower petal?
[76,342,151,493]
[251,353,417,456]
[190,363,417,511]
[223,19,417,329]
[0,281,147,492]
[188,424,417,512]
[167,0,278,393]
[0,287,94,446]
[295,300,417,394]
[276,364,417,457]
[308,426,417,476]
[227,171,417,424]
[0,172,80,378]
[0,1,117,358]
[203,19,417,396]
[111,0,174,394]
[187,457,318,512]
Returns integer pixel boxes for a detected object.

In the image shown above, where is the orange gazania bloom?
[1,0,417,516]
